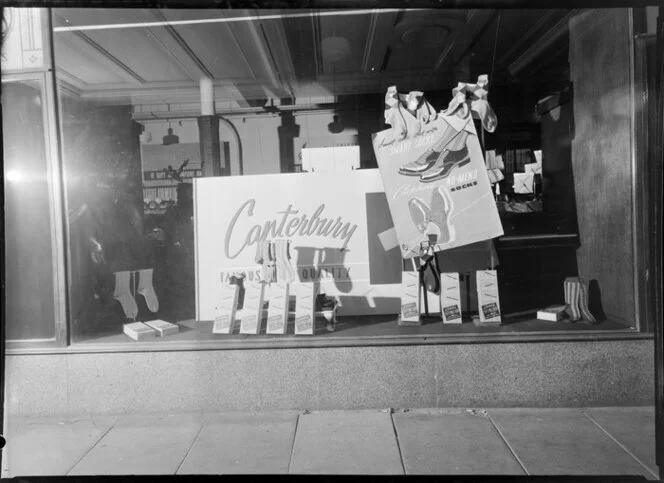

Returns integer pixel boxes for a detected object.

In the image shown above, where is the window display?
[5,6,645,348]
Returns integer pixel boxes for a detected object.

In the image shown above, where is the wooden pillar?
[198,115,221,177]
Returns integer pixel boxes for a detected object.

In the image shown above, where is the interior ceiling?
[52,8,576,111]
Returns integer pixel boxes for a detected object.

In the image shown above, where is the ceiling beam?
[361,9,401,73]
[508,10,578,77]
[497,10,558,66]
[53,13,145,85]
[260,17,298,100]
[146,9,214,81]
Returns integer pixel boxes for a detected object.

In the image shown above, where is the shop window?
[42,7,654,349]
[2,78,60,341]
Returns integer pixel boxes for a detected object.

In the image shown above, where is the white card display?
[292,282,317,335]
[400,271,420,324]
[266,282,290,334]
[440,273,463,324]
[213,283,240,334]
[476,270,501,323]
[239,281,266,334]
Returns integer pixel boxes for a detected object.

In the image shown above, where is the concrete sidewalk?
[1,407,658,478]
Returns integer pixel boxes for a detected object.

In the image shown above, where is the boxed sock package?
[239,281,266,334]
[266,282,290,335]
[144,319,179,336]
[476,269,501,324]
[213,283,240,334]
[292,282,317,335]
[440,272,463,324]
[400,270,421,325]
[123,322,157,341]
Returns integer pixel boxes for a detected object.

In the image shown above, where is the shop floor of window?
[75,313,637,347]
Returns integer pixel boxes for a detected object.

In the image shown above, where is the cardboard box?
[144,319,179,336]
[537,305,567,321]
[123,322,157,341]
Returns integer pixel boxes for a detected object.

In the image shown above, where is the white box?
[144,319,179,336]
[524,162,542,175]
[266,282,290,334]
[400,270,420,324]
[239,281,266,334]
[440,273,463,324]
[123,322,157,341]
[537,305,567,321]
[513,173,535,194]
[476,270,501,323]
[213,283,240,334]
[292,282,317,335]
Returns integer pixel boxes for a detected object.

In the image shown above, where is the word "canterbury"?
[225,199,358,259]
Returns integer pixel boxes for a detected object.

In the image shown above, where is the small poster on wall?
[371,79,504,258]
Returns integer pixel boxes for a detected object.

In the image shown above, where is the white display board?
[194,169,403,320]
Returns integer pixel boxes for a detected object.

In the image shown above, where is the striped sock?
[578,278,597,323]
[564,277,581,321]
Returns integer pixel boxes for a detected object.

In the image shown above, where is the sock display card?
[400,270,421,325]
[440,272,463,324]
[239,281,266,334]
[292,282,317,335]
[123,322,157,341]
[266,282,290,334]
[213,283,240,334]
[476,270,501,324]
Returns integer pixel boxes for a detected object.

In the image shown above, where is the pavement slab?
[177,411,298,474]
[392,409,525,475]
[67,413,204,475]
[289,410,404,474]
[488,408,653,477]
[583,407,659,479]
[1,416,117,477]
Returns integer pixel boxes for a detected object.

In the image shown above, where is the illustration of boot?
[399,129,466,176]
[563,277,581,322]
[429,186,456,245]
[419,146,471,183]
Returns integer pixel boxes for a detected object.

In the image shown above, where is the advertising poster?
[194,170,403,320]
[372,84,504,258]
